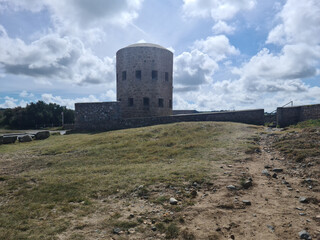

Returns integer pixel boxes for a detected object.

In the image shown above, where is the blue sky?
[0,0,319,112]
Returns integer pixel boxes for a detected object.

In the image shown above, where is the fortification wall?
[74,108,264,131]
[75,102,121,131]
[277,103,320,127]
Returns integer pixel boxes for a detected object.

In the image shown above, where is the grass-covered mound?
[0,122,260,239]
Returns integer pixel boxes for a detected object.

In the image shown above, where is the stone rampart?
[75,102,121,131]
[75,108,264,131]
[277,103,320,127]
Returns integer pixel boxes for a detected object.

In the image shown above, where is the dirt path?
[181,131,320,240]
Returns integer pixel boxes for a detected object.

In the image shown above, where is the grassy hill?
[0,122,261,239]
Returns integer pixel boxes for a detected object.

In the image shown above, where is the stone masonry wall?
[75,102,121,131]
[116,44,173,118]
[277,103,320,127]
[75,108,264,131]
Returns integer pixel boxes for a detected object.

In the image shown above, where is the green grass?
[0,122,261,239]
[290,119,320,128]
[273,122,320,162]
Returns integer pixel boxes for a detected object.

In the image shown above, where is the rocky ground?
[175,129,320,240]
[57,127,320,240]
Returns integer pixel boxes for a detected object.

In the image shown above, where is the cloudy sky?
[0,0,319,112]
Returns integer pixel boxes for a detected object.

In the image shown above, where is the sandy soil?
[177,131,320,240]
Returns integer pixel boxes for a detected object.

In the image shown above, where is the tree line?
[0,101,74,129]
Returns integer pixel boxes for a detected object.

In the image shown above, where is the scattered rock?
[264,165,272,169]
[18,135,33,143]
[191,189,197,198]
[129,214,135,219]
[113,228,121,234]
[298,230,311,239]
[169,197,178,205]
[35,131,50,140]
[227,185,237,190]
[242,180,253,189]
[272,173,278,178]
[151,226,157,231]
[128,228,135,234]
[303,178,314,185]
[296,207,304,211]
[267,225,275,233]
[2,136,17,144]
[299,197,309,203]
[272,168,283,173]
[282,180,290,186]
[262,169,270,177]
[242,200,251,205]
[299,213,306,216]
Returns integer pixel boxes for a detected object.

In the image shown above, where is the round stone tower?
[116,43,173,118]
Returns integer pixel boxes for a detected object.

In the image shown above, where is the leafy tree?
[0,101,74,129]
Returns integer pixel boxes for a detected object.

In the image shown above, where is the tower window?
[169,99,172,109]
[158,98,164,108]
[143,97,149,106]
[165,72,169,81]
[136,70,141,80]
[128,98,134,107]
[152,70,158,80]
[122,71,126,80]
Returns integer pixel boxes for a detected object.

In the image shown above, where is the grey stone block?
[35,131,50,140]
[3,136,17,144]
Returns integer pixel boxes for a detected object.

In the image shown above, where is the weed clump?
[165,223,179,239]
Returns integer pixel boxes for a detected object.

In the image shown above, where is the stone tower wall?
[116,44,173,118]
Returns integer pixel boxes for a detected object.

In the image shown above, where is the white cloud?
[0,27,115,85]
[212,21,235,34]
[182,0,256,21]
[41,93,100,109]
[0,96,18,108]
[267,0,320,46]
[0,0,144,28]
[19,100,28,107]
[174,35,239,89]
[0,0,44,12]
[100,90,116,101]
[174,0,320,112]
[230,0,320,97]
[174,49,218,88]
[193,35,239,61]
[19,90,34,98]
[233,45,320,87]
[173,79,320,112]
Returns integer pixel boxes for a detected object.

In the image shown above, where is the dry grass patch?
[0,122,261,239]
